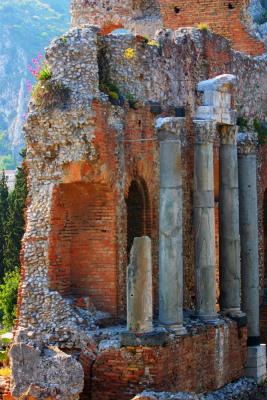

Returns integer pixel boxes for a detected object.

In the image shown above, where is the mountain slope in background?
[0,0,266,169]
[0,0,70,168]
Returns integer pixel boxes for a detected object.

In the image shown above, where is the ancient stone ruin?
[7,0,267,399]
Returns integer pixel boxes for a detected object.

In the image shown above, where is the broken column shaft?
[127,236,153,333]
[194,120,217,320]
[157,117,185,329]
[219,125,242,315]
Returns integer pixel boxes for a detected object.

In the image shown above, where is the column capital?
[237,132,258,155]
[156,117,185,141]
[193,119,216,144]
[220,125,238,145]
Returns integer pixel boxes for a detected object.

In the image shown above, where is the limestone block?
[195,106,237,125]
[9,343,84,399]
[245,345,267,383]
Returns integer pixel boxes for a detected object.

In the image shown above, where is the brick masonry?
[91,323,247,400]
[71,0,265,55]
[9,14,267,400]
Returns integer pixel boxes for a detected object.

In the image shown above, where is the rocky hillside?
[250,0,267,43]
[0,0,70,168]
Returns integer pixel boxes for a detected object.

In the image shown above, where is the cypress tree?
[0,171,9,278]
[3,150,27,273]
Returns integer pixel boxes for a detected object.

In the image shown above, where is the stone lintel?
[197,74,236,93]
[237,132,258,154]
[156,117,185,141]
[193,119,216,143]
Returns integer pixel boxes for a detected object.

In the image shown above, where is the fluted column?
[219,125,243,316]
[194,120,217,320]
[156,117,186,331]
[238,132,260,343]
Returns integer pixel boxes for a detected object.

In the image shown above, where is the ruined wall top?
[70,0,265,55]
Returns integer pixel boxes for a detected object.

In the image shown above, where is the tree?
[0,268,20,330]
[0,171,9,278]
[3,150,27,273]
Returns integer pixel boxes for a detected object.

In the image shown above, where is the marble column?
[157,117,186,331]
[238,132,266,383]
[194,119,217,320]
[127,236,153,333]
[238,132,260,342]
[219,125,243,316]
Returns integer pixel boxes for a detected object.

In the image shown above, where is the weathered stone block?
[9,343,84,399]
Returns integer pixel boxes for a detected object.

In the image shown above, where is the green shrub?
[237,116,249,130]
[254,119,267,145]
[126,92,139,109]
[37,63,51,81]
[0,268,20,330]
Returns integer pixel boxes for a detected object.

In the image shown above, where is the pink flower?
[32,58,39,66]
[38,53,42,60]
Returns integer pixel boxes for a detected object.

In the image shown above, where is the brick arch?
[100,23,124,36]
[48,182,118,316]
[126,178,152,258]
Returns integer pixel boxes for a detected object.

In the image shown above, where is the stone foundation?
[90,320,246,400]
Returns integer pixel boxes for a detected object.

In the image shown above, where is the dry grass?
[32,80,69,110]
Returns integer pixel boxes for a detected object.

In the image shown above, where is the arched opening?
[48,182,118,315]
[126,179,151,258]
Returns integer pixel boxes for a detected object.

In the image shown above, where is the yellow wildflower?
[147,40,160,47]
[124,48,135,59]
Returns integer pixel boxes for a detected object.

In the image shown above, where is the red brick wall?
[91,323,247,400]
[159,0,264,56]
[48,182,118,315]
[46,103,159,320]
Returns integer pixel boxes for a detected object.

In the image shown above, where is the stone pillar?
[238,132,266,383]
[127,236,153,333]
[238,132,260,341]
[194,120,217,320]
[156,117,186,331]
[219,125,243,317]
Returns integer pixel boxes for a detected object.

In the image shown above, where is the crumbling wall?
[71,0,266,55]
[11,23,267,400]
[91,322,247,400]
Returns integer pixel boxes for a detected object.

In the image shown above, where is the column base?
[159,323,187,335]
[195,313,218,322]
[120,328,168,347]
[245,344,267,384]
[221,309,247,327]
